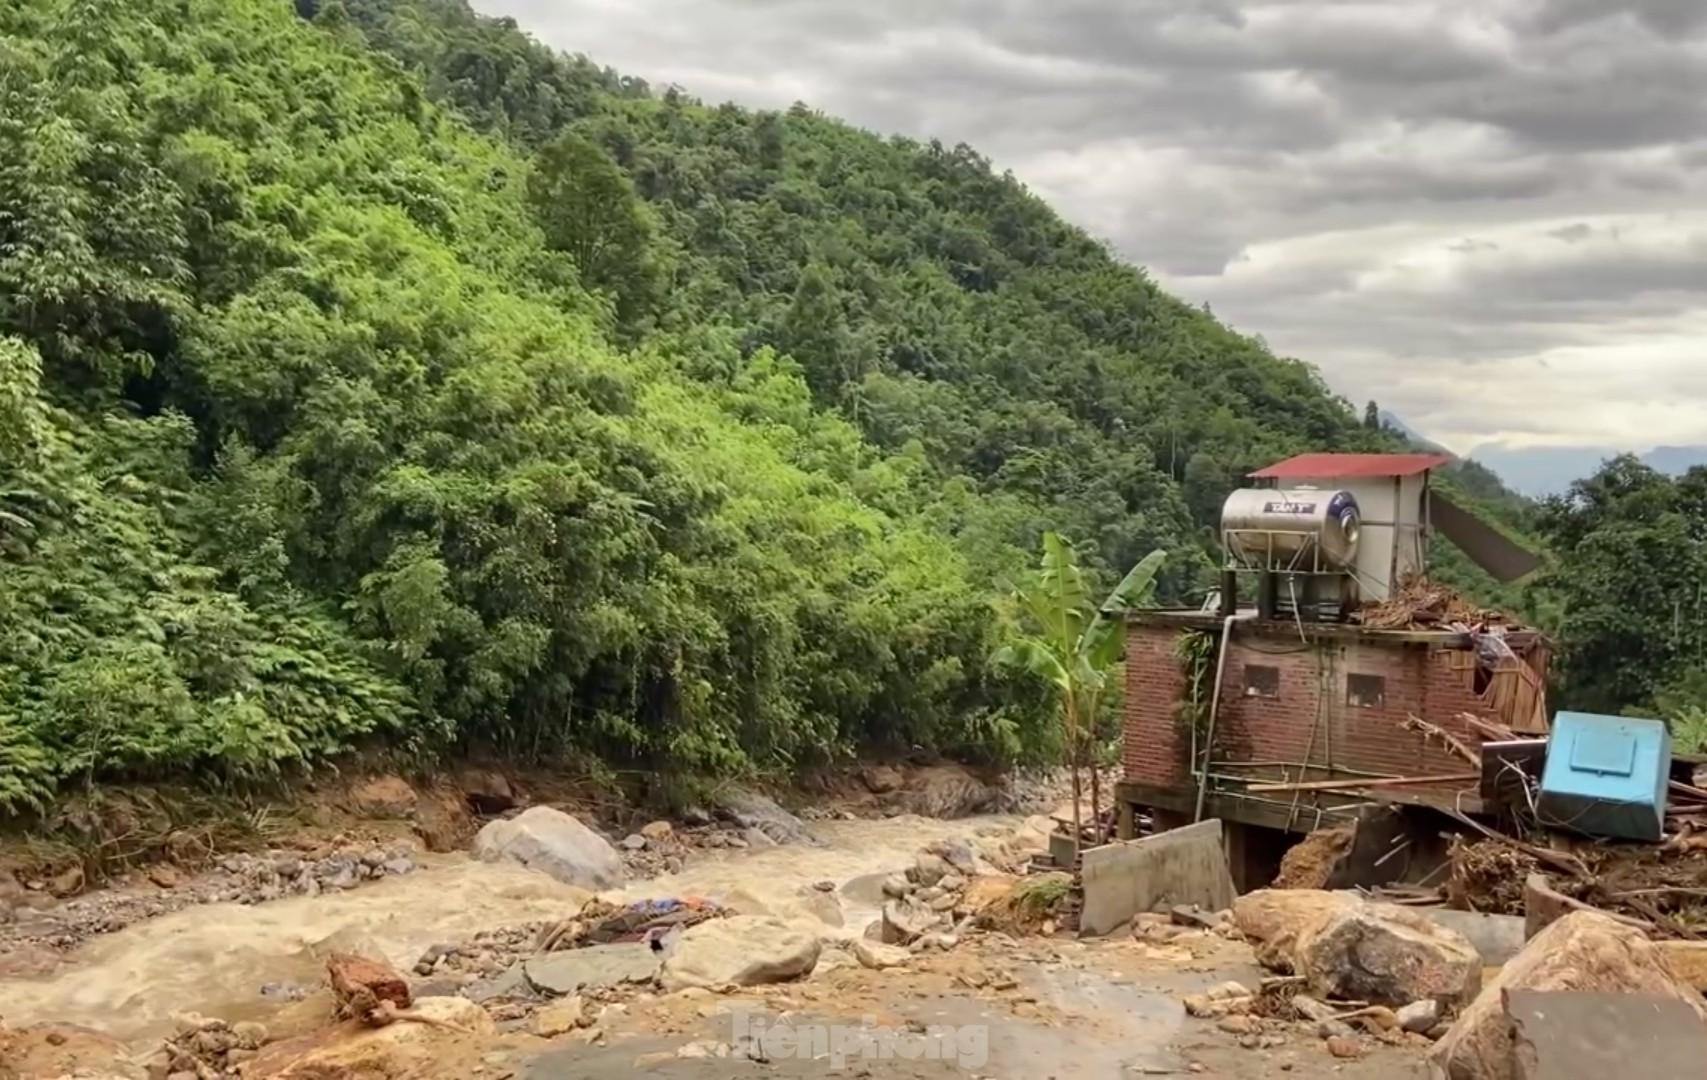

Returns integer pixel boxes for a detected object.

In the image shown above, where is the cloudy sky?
[476,0,1707,464]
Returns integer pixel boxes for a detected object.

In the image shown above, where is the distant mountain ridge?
[1468,443,1707,497]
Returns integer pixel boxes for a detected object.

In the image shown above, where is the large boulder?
[1232,888,1358,945]
[659,915,821,991]
[716,789,815,845]
[472,806,626,890]
[1293,901,1482,1007]
[1432,910,1707,1080]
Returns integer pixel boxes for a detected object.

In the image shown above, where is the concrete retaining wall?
[1078,819,1237,936]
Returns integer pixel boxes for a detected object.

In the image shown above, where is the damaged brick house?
[1115,453,1548,890]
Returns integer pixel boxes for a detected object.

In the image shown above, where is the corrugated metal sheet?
[1249,452,1453,479]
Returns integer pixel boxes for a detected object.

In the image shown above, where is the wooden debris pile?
[1353,577,1495,631]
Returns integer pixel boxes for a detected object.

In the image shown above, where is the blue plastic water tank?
[1537,712,1670,842]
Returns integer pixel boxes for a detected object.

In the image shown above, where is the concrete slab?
[1078,820,1236,937]
[1506,990,1707,1080]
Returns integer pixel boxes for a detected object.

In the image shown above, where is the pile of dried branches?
[1354,576,1504,631]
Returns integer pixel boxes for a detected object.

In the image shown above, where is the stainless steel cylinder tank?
[1221,487,1361,570]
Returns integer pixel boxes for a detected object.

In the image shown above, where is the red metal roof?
[1249,452,1453,480]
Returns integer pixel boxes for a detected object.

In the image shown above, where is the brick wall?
[1123,625,1188,788]
[1124,622,1496,797]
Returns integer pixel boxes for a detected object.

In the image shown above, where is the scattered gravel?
[0,841,421,955]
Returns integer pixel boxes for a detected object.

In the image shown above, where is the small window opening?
[1347,673,1386,709]
[1243,665,1280,699]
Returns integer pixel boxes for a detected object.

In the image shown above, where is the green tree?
[1535,457,1707,714]
[526,131,658,326]
[1364,401,1380,430]
[995,535,1164,857]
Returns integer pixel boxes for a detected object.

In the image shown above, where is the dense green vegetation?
[2,0,1552,815]
[1533,458,1707,735]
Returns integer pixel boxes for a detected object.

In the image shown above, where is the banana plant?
[994,534,1166,859]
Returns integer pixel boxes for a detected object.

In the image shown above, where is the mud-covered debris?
[1274,825,1354,890]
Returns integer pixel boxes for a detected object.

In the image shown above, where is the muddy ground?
[0,775,1432,1078]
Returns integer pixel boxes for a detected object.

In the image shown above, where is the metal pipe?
[1193,610,1258,823]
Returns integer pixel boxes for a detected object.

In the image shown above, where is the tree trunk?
[1068,757,1083,864]
[1089,747,1102,847]
[1066,697,1083,864]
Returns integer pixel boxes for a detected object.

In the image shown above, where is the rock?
[328,952,412,1012]
[852,939,911,970]
[1171,905,1219,930]
[742,827,777,848]
[1315,1019,1357,1040]
[1293,900,1481,1007]
[414,788,476,852]
[659,915,821,991]
[1208,980,1252,1001]
[1291,995,1339,1023]
[147,864,182,889]
[860,764,904,794]
[892,764,999,818]
[523,943,661,996]
[911,852,952,887]
[49,863,84,897]
[621,834,647,851]
[530,996,588,1037]
[1431,910,1707,1080]
[250,997,492,1078]
[939,872,966,893]
[231,1021,269,1051]
[460,768,516,813]
[1325,1035,1363,1059]
[1218,1015,1259,1035]
[929,838,982,876]
[881,896,940,945]
[881,873,913,899]
[472,806,626,890]
[640,820,675,843]
[465,965,533,1003]
[795,884,844,927]
[1232,888,1359,945]
[348,774,418,818]
[912,931,959,952]
[1350,1005,1399,1032]
[1133,913,1191,945]
[1396,999,1441,1034]
[681,805,713,827]
[927,892,958,912]
[382,856,415,876]
[715,789,814,845]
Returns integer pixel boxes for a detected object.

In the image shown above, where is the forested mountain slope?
[3,0,1411,814]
